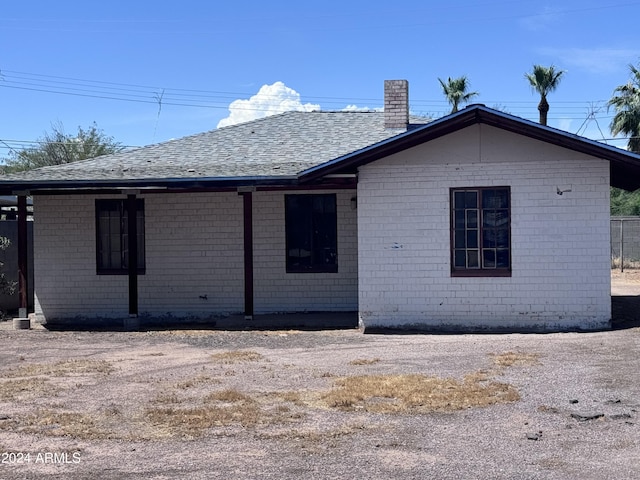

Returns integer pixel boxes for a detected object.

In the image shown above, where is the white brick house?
[2,80,640,331]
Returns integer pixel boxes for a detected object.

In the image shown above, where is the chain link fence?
[611,216,640,270]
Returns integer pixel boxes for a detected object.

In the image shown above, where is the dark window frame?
[450,186,511,277]
[95,199,146,275]
[285,194,338,273]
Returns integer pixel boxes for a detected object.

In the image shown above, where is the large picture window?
[285,194,338,273]
[451,187,511,276]
[95,199,145,274]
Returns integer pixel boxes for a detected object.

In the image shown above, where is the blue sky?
[1,0,639,158]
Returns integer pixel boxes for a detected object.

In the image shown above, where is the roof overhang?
[299,105,640,191]
[0,175,304,196]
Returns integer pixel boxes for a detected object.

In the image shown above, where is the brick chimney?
[384,79,409,129]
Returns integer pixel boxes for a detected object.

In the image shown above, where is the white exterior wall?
[358,124,611,331]
[33,192,245,321]
[34,194,134,321]
[140,192,244,317]
[33,189,357,323]
[253,190,358,313]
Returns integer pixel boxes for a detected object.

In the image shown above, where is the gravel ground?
[0,325,638,479]
[0,274,638,479]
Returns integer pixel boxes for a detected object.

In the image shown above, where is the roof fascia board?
[0,175,300,196]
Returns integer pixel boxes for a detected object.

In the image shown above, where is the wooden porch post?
[127,194,138,316]
[17,194,28,315]
[240,191,254,319]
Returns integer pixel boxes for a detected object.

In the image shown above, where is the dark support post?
[241,191,254,319]
[127,194,138,316]
[17,195,28,314]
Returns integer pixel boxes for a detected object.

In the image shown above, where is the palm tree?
[438,76,479,114]
[525,65,565,126]
[608,63,640,153]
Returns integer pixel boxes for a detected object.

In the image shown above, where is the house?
[2,80,640,332]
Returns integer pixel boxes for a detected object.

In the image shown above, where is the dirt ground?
[0,275,638,479]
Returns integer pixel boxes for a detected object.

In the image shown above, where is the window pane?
[483,249,496,268]
[495,228,509,248]
[466,209,478,228]
[483,228,496,248]
[454,249,466,267]
[454,191,466,208]
[466,229,478,248]
[454,209,465,229]
[496,249,510,268]
[467,250,479,268]
[483,189,509,209]
[454,230,466,248]
[464,191,478,208]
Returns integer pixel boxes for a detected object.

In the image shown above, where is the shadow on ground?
[611,295,640,330]
[12,297,640,333]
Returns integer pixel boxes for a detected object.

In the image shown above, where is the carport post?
[127,194,139,316]
[239,188,254,319]
[17,194,28,315]
[620,219,624,273]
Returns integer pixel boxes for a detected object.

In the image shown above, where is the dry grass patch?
[210,350,264,364]
[146,403,262,437]
[322,373,519,413]
[146,389,263,437]
[349,358,380,366]
[1,409,109,440]
[0,378,56,401]
[490,352,540,368]
[145,387,307,437]
[205,388,252,403]
[4,359,115,378]
[259,390,306,407]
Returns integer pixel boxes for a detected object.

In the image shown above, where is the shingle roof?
[0,111,428,184]
[4,105,639,192]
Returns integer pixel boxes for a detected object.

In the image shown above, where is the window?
[95,199,145,274]
[285,194,338,273]
[451,187,510,276]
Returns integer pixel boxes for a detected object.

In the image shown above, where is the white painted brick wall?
[140,192,244,317]
[253,190,358,313]
[33,189,357,323]
[358,124,611,331]
[34,194,132,321]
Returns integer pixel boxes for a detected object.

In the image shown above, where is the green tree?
[608,62,640,153]
[525,65,565,126]
[438,76,479,114]
[611,187,640,215]
[1,122,124,173]
[608,63,640,214]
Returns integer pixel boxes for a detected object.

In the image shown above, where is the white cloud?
[536,47,639,74]
[342,104,378,112]
[217,82,320,128]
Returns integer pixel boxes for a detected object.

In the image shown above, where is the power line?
[0,69,615,117]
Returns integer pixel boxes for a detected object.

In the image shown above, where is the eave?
[299,105,640,191]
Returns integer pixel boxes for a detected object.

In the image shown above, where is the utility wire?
[0,69,611,118]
